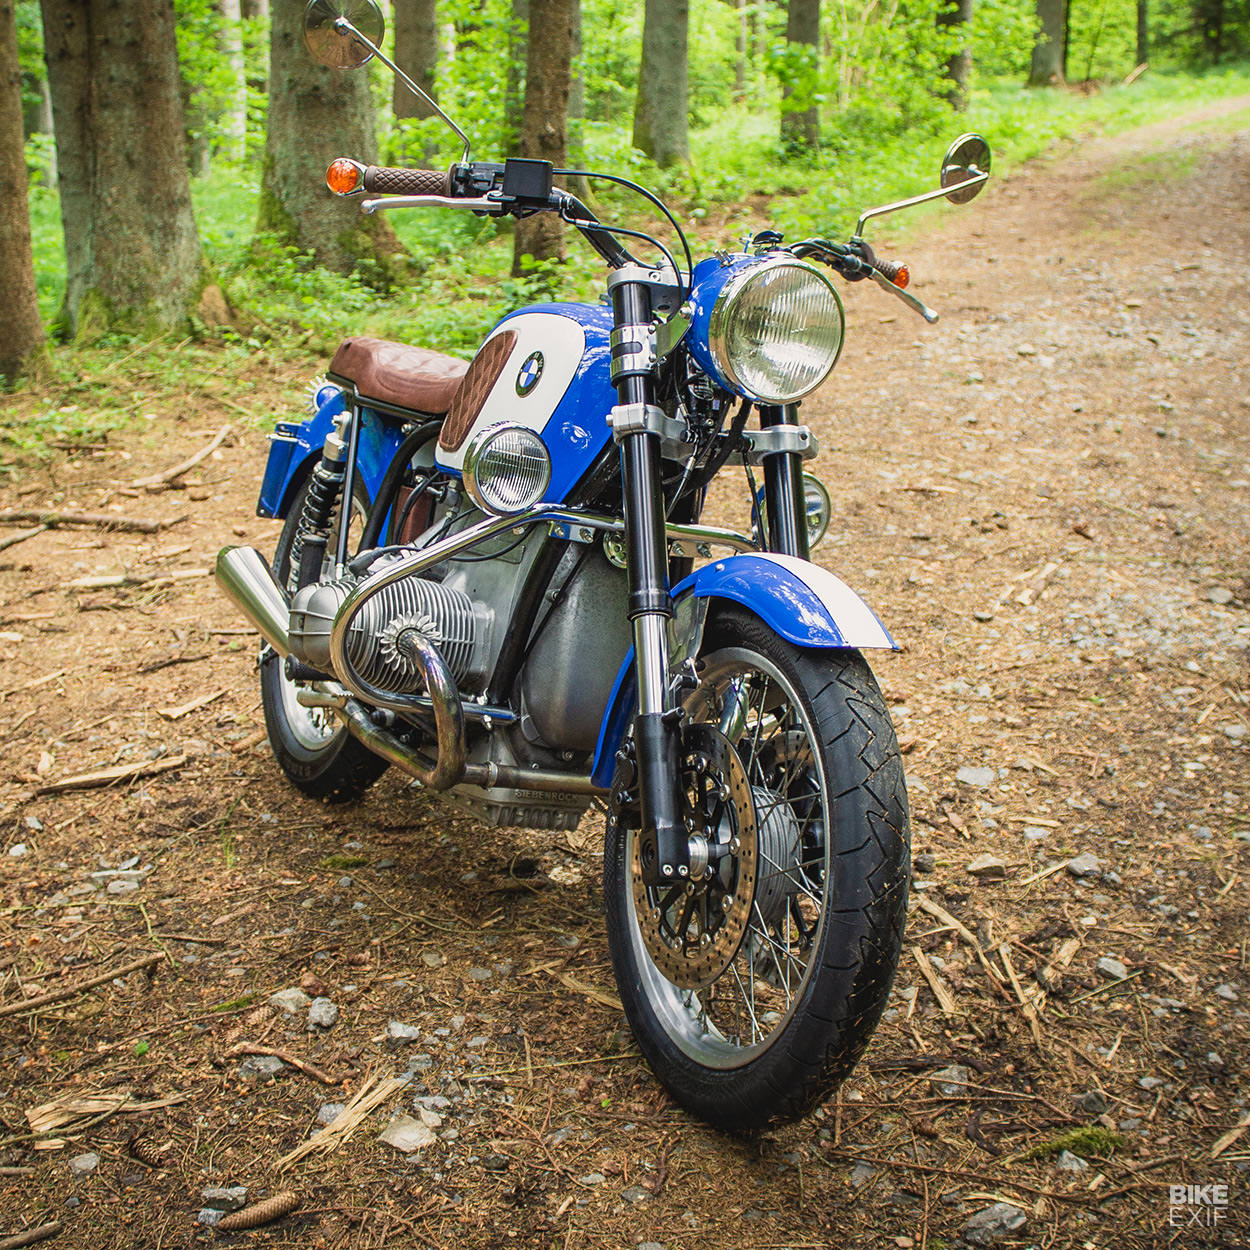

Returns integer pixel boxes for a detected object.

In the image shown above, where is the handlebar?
[791,237,936,323]
[362,165,454,197]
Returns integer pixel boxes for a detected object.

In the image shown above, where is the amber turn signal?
[893,265,910,289]
[326,159,363,195]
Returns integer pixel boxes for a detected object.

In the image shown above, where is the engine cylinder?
[290,566,482,693]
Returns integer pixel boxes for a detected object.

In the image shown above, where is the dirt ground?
[1,100,1249,1250]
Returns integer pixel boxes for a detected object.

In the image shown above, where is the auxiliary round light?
[463,422,552,515]
[708,257,845,403]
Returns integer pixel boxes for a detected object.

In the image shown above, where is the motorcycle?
[217,0,991,1131]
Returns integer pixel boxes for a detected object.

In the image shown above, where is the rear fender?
[256,388,407,519]
[590,553,895,788]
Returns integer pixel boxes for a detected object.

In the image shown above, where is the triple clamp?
[739,425,819,464]
[608,403,694,458]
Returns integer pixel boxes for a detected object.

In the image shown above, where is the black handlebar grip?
[362,165,454,196]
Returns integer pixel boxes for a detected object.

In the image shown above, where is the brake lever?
[869,270,940,324]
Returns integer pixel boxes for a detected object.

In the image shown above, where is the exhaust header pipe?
[215,546,292,657]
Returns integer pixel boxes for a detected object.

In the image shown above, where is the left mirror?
[303,0,385,69]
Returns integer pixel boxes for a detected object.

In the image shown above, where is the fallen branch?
[0,953,163,1019]
[913,894,1008,996]
[0,527,47,553]
[35,753,188,796]
[0,1221,62,1250]
[131,423,232,490]
[226,1043,341,1086]
[999,943,1044,1047]
[158,689,226,721]
[66,569,208,591]
[0,1168,34,1178]
[0,509,184,534]
[911,944,957,1015]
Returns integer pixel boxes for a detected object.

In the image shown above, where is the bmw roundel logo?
[515,351,544,396]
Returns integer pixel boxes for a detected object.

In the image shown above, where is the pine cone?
[215,1190,300,1232]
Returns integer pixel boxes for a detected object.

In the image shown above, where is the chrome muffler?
[215,546,291,656]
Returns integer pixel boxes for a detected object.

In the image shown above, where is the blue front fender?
[590,553,896,789]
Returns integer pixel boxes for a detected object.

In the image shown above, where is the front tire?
[604,606,910,1130]
[259,475,389,803]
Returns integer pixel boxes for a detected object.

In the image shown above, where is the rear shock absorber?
[290,409,352,592]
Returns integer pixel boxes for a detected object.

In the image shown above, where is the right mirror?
[940,134,992,204]
[303,0,385,69]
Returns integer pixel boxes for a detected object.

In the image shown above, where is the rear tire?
[259,474,388,803]
[604,606,909,1130]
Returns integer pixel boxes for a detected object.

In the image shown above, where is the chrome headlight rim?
[707,256,845,404]
[462,421,552,516]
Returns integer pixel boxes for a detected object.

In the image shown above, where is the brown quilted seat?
[328,337,469,414]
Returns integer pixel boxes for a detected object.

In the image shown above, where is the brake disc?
[628,722,758,989]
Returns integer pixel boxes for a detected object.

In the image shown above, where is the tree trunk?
[219,0,247,162]
[242,0,267,17]
[392,0,437,120]
[258,1,402,280]
[1196,0,1224,61]
[0,0,43,380]
[1135,0,1148,64]
[780,0,819,152]
[41,0,202,339]
[1027,0,1067,85]
[513,0,572,272]
[633,0,688,168]
[503,0,528,154]
[734,0,747,102]
[938,0,973,109]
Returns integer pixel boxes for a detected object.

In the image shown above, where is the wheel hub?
[627,723,758,989]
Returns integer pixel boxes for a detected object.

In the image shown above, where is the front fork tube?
[757,403,810,561]
[613,274,687,887]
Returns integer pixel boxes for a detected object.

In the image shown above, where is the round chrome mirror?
[303,0,385,69]
[940,133,991,205]
[803,473,832,547]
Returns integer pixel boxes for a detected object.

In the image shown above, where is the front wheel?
[604,606,910,1130]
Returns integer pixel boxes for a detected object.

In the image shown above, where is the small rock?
[107,879,140,895]
[317,1103,345,1125]
[202,1186,248,1212]
[963,1201,1027,1245]
[69,1152,99,1177]
[1215,983,1239,1002]
[849,1162,877,1187]
[7,843,27,857]
[1057,1150,1089,1172]
[24,815,42,832]
[1097,956,1128,981]
[307,997,339,1029]
[1205,586,1235,605]
[956,765,996,788]
[269,987,311,1014]
[420,951,444,969]
[621,1184,651,1203]
[482,1154,510,1172]
[1066,852,1102,878]
[418,1107,443,1129]
[467,967,492,982]
[913,853,936,875]
[1016,343,1038,357]
[238,1054,287,1081]
[967,853,1006,880]
[1076,1089,1109,1115]
[197,1209,224,1227]
[379,1116,437,1153]
[64,1197,80,1210]
[1139,1076,1165,1090]
[929,1064,971,1098]
[387,1021,421,1044]
[578,1172,605,1186]
[1023,826,1050,841]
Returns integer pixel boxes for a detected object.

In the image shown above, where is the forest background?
[3,0,1250,424]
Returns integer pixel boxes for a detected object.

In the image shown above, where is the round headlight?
[463,422,551,515]
[708,257,844,403]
